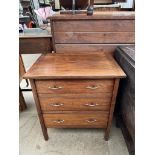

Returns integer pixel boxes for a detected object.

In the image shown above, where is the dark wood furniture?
[19,87,27,111]
[19,55,27,111]
[49,11,135,55]
[19,28,53,108]
[24,53,126,141]
[60,0,89,10]
[19,28,52,54]
[94,0,126,3]
[114,45,135,155]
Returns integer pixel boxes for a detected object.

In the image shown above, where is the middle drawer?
[38,93,112,111]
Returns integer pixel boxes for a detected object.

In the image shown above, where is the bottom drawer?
[43,111,109,128]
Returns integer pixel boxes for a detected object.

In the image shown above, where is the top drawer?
[35,80,114,94]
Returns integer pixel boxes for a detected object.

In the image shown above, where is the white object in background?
[34,7,56,20]
[19,2,23,16]
[31,0,43,26]
[19,24,23,31]
[119,0,133,8]
[19,24,27,32]
[55,0,60,9]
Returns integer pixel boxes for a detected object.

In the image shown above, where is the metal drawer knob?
[85,103,99,107]
[48,86,62,90]
[49,103,64,107]
[86,85,99,90]
[53,119,64,123]
[86,119,97,123]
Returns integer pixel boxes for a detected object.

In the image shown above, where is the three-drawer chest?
[24,53,126,141]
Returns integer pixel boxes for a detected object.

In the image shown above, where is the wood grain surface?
[53,20,135,32]
[35,79,114,94]
[43,111,109,128]
[104,79,120,140]
[55,44,130,55]
[39,95,112,111]
[30,79,49,140]
[48,11,135,20]
[19,38,52,54]
[24,53,126,79]
[50,11,135,54]
[54,32,134,44]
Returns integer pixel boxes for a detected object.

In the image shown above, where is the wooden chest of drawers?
[24,53,126,141]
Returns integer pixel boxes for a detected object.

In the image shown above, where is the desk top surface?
[24,53,126,79]
[19,28,51,38]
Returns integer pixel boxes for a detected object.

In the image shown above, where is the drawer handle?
[53,119,64,123]
[48,86,62,90]
[85,103,99,107]
[86,119,97,123]
[49,103,64,107]
[86,85,99,90]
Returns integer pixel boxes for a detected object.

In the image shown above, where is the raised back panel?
[49,11,135,55]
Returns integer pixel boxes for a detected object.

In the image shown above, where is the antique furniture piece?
[114,45,135,154]
[19,28,53,92]
[19,87,27,111]
[19,11,135,55]
[24,53,126,141]
[49,11,135,55]
[19,28,52,54]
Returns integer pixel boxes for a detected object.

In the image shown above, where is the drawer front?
[35,80,114,94]
[39,94,112,111]
[43,112,109,128]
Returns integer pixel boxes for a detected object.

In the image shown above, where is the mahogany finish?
[43,111,109,128]
[48,11,135,20]
[20,12,134,142]
[19,87,27,111]
[35,79,114,94]
[19,55,27,111]
[39,95,111,111]
[53,20,135,32]
[19,28,52,54]
[24,53,126,141]
[24,53,126,79]
[54,32,134,44]
[55,44,131,55]
[104,79,120,140]
[19,38,52,54]
[29,79,49,140]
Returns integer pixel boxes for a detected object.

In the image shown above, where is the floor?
[19,54,129,155]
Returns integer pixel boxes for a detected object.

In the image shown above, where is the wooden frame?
[48,11,135,55]
[28,78,121,141]
[24,53,126,141]
[30,79,48,140]
[104,79,120,140]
